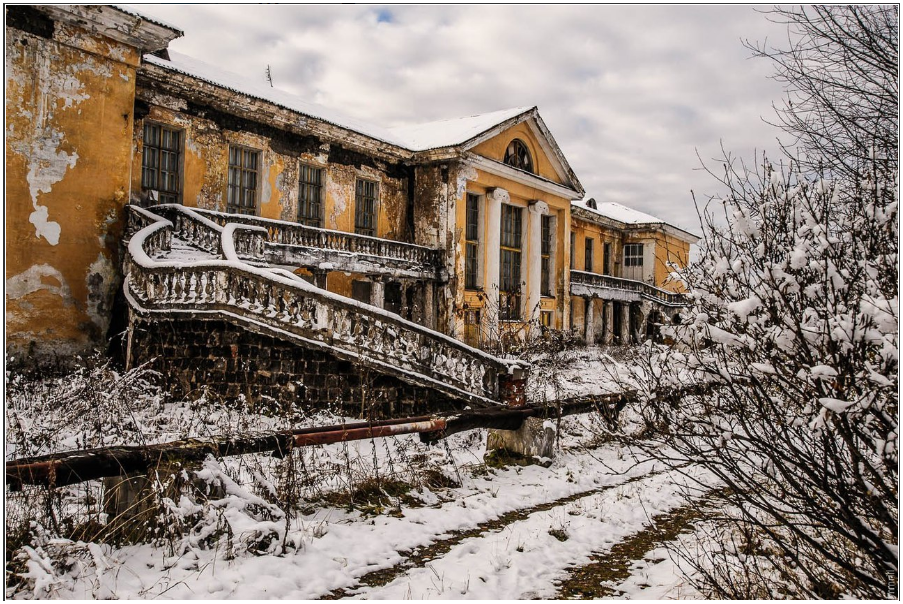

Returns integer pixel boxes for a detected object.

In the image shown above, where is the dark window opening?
[465,193,480,290]
[352,280,372,304]
[500,204,523,321]
[227,146,260,215]
[603,242,612,275]
[142,123,182,204]
[385,282,403,315]
[570,232,576,270]
[585,237,594,272]
[503,139,534,174]
[541,215,552,297]
[355,179,378,236]
[298,164,324,227]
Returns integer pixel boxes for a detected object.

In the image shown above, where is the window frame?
[585,237,594,272]
[297,163,325,227]
[603,242,612,275]
[227,145,261,215]
[503,138,534,174]
[354,178,379,236]
[570,232,576,270]
[499,204,523,321]
[624,243,644,267]
[540,214,553,297]
[465,192,481,290]
[141,122,183,204]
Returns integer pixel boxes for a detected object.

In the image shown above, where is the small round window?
[503,139,534,173]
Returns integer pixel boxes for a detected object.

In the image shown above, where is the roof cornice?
[38,5,182,52]
[464,153,583,201]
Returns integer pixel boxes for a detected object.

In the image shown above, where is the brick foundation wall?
[128,314,464,418]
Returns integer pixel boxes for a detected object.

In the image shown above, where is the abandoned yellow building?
[6,5,697,381]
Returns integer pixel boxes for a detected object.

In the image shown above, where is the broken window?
[141,123,182,204]
[585,237,594,272]
[541,215,552,297]
[465,193,480,290]
[499,204,522,321]
[355,179,378,236]
[227,146,260,215]
[503,139,534,174]
[298,164,324,227]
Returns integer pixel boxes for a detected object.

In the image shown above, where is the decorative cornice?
[464,153,583,201]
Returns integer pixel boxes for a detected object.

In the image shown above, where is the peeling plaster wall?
[132,84,411,241]
[5,20,140,362]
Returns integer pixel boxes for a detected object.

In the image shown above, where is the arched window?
[503,139,534,173]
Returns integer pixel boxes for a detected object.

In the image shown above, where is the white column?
[584,298,594,344]
[483,188,507,339]
[527,200,549,324]
[603,301,614,345]
[620,302,631,344]
[370,280,385,309]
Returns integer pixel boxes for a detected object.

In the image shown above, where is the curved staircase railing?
[124,205,521,406]
[570,270,688,307]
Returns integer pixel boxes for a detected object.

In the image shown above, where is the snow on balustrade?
[570,270,688,307]
[190,207,442,269]
[124,207,522,406]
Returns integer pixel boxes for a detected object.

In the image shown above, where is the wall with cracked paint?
[130,91,413,305]
[5,17,140,361]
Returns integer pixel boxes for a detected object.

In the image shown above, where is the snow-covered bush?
[631,6,898,598]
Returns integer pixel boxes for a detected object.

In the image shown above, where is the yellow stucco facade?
[6,6,699,363]
[5,6,180,360]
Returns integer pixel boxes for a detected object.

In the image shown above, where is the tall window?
[503,139,533,173]
[298,164,324,227]
[585,237,594,272]
[227,146,260,215]
[355,179,378,236]
[141,123,182,204]
[541,215,552,297]
[465,193,480,290]
[624,243,644,266]
[499,204,523,320]
[603,242,612,275]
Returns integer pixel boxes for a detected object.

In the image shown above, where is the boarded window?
[500,204,522,321]
[298,164,324,227]
[227,146,260,215]
[141,123,182,204]
[464,309,481,348]
[355,179,378,236]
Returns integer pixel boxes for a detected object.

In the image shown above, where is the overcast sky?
[132,4,793,234]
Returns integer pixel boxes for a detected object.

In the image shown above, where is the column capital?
[487,187,510,204]
[528,200,549,215]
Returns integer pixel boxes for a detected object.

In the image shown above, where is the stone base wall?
[127,313,463,418]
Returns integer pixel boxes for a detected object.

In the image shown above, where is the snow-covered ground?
[6,352,715,600]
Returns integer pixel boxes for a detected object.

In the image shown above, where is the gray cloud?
[134,4,793,232]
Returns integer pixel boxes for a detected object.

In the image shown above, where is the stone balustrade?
[570,270,687,306]
[124,208,520,406]
[191,207,442,272]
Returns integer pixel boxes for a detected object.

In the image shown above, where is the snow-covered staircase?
[123,205,523,408]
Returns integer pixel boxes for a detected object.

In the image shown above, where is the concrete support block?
[486,417,556,460]
[370,280,385,309]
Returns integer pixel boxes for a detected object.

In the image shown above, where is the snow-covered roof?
[114,5,184,34]
[573,200,664,225]
[388,107,533,152]
[143,51,582,194]
[573,199,700,242]
[144,52,411,149]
